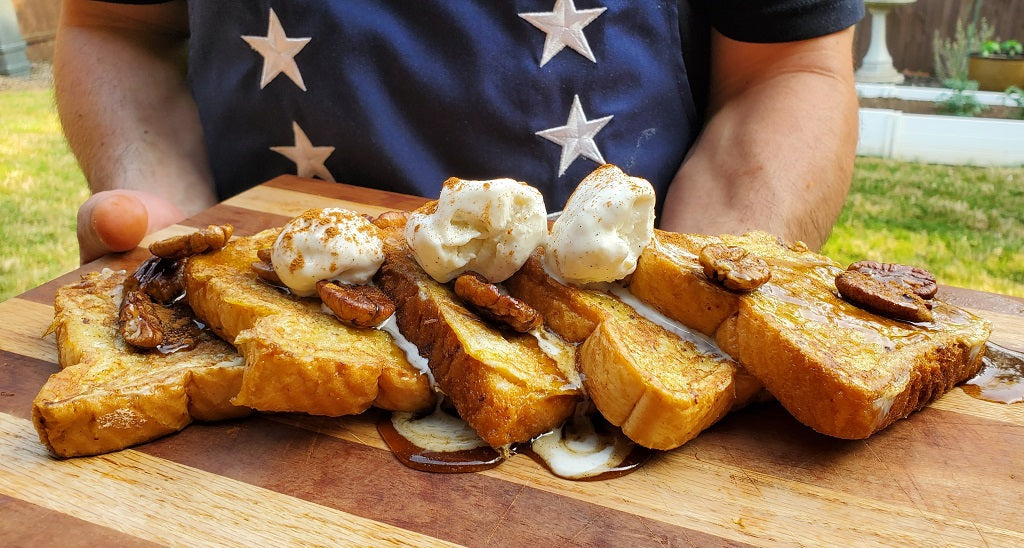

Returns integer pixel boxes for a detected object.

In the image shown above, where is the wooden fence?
[854,0,1024,77]
[12,0,59,62]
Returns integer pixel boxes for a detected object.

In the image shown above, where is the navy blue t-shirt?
[96,0,864,211]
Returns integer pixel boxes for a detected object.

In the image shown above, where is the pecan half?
[118,256,197,350]
[118,289,165,348]
[373,210,411,232]
[835,269,934,323]
[698,244,771,292]
[251,248,283,285]
[317,280,396,328]
[454,271,542,333]
[846,260,937,300]
[131,255,186,304]
[149,224,234,259]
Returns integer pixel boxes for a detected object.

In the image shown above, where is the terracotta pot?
[968,55,1024,92]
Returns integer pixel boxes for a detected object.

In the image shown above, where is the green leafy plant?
[1000,39,1023,56]
[937,78,987,117]
[931,3,994,118]
[1006,86,1024,119]
[981,39,1024,57]
[980,40,1002,56]
[933,16,994,82]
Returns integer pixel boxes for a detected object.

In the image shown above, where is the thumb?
[77,190,186,264]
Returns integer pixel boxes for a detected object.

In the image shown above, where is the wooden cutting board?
[2,177,1022,546]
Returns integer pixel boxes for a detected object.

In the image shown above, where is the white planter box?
[856,83,1024,167]
[857,108,1024,166]
[857,83,1016,106]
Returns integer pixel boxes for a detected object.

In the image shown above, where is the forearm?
[55,0,216,216]
[661,29,858,250]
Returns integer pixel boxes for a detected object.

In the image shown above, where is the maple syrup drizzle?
[378,402,650,480]
[522,444,651,482]
[963,341,1024,404]
[377,411,504,474]
[525,409,652,481]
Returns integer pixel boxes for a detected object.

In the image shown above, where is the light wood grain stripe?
[0,298,58,363]
[0,414,455,547]
[931,387,1024,425]
[967,307,1024,351]
[633,448,1022,546]
[262,176,430,212]
[224,186,396,218]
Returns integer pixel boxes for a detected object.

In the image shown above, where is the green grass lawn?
[822,158,1024,298]
[0,88,89,301]
[1,87,1022,301]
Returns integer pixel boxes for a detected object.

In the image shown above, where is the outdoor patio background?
[14,0,1024,79]
[853,0,1024,77]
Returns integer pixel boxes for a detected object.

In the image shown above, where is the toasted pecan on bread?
[505,252,761,450]
[373,212,582,448]
[184,228,433,416]
[33,269,250,458]
[631,230,992,439]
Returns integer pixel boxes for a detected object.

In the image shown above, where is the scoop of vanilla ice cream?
[405,177,547,283]
[271,208,384,297]
[546,165,656,284]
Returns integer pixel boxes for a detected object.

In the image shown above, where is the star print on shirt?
[519,0,606,67]
[536,94,613,177]
[271,122,336,181]
[241,8,311,91]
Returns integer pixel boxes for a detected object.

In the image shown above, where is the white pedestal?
[855,0,916,84]
[0,0,29,76]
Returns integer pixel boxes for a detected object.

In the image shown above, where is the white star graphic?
[519,0,606,67]
[241,8,311,91]
[271,122,336,181]
[536,95,613,177]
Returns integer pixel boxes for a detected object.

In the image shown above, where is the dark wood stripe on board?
[0,349,58,419]
[0,492,160,547]
[181,203,292,236]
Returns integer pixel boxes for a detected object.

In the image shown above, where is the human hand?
[77,190,186,263]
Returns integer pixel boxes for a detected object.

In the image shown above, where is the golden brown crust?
[635,230,992,439]
[184,229,433,415]
[502,253,606,344]
[581,319,736,450]
[505,252,748,450]
[374,219,580,448]
[33,269,250,458]
[628,231,742,337]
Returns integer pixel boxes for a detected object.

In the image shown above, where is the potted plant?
[969,39,1024,91]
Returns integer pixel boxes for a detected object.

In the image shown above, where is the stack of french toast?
[33,164,992,465]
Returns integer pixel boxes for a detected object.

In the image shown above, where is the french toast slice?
[631,230,992,439]
[373,214,582,448]
[184,229,433,416]
[33,269,250,458]
[504,253,761,450]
